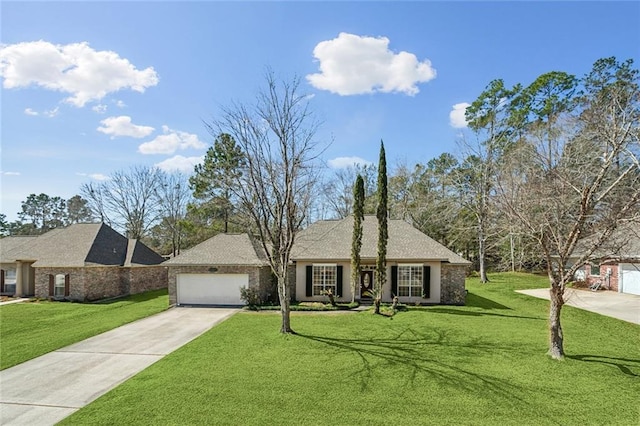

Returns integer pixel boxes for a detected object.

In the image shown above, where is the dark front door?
[360,270,374,299]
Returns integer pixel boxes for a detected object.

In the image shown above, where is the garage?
[620,263,640,296]
[177,273,248,305]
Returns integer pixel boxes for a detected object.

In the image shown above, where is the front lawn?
[63,273,639,425]
[0,289,168,370]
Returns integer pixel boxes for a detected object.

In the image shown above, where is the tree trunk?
[548,284,565,359]
[277,274,294,334]
[478,224,489,283]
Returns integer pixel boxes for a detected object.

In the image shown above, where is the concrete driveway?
[517,288,640,325]
[0,307,238,426]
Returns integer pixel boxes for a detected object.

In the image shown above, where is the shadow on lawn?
[567,354,640,377]
[465,293,511,310]
[297,327,527,403]
[425,307,544,321]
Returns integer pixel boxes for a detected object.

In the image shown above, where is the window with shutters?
[3,268,17,294]
[312,264,336,296]
[54,274,66,297]
[397,265,423,297]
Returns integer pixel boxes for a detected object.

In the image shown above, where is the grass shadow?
[465,292,512,310]
[297,327,528,405]
[425,307,544,321]
[567,354,640,377]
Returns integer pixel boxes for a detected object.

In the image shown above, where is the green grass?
[0,289,168,370]
[63,273,639,425]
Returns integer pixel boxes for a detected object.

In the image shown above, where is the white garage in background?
[620,263,640,296]
[177,273,248,305]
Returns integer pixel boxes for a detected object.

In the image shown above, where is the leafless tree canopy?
[211,71,326,333]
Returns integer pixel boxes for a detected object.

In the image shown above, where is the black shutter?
[64,274,70,297]
[391,266,398,297]
[423,266,431,298]
[336,266,343,297]
[49,274,54,296]
[0,269,5,293]
[306,265,313,297]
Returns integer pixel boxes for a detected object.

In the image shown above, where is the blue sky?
[1,1,639,221]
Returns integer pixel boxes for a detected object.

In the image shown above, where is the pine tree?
[351,174,365,303]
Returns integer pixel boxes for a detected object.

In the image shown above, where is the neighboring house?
[166,216,470,306]
[572,226,640,295]
[0,223,167,301]
[291,216,470,305]
[165,233,272,306]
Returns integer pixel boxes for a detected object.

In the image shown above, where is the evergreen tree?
[350,174,365,303]
[375,140,388,314]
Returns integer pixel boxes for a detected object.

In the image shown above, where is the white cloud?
[1,171,21,176]
[449,102,470,128]
[114,100,126,108]
[307,32,436,96]
[44,106,59,118]
[328,156,373,169]
[24,108,38,116]
[138,125,206,155]
[92,104,107,114]
[0,40,159,107]
[154,155,204,173]
[76,172,110,181]
[97,115,154,139]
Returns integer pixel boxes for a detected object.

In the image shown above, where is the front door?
[360,270,374,299]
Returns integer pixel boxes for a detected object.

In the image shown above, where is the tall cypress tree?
[375,140,388,314]
[351,174,365,303]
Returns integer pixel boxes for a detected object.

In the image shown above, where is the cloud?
[138,125,206,155]
[307,32,436,96]
[0,40,159,107]
[97,115,154,139]
[449,102,470,128]
[44,106,59,118]
[114,100,126,108]
[328,156,373,169]
[76,172,110,181]
[92,104,107,114]
[154,155,204,173]
[1,171,21,176]
[24,108,38,116]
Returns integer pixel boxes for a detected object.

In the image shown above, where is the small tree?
[375,140,388,314]
[351,174,365,303]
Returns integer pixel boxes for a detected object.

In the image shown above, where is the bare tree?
[156,172,192,256]
[321,164,376,219]
[81,166,163,239]
[212,71,325,333]
[499,58,640,359]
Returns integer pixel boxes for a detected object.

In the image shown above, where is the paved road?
[517,288,640,325]
[0,307,238,425]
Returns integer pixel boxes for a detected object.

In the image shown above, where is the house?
[572,225,640,295]
[0,223,167,301]
[291,216,470,305]
[166,216,470,306]
[165,233,272,306]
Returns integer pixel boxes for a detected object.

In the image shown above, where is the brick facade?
[584,262,619,291]
[35,265,167,302]
[440,264,467,305]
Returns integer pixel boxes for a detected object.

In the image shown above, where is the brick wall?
[585,262,619,291]
[440,264,467,305]
[129,266,168,295]
[167,265,264,306]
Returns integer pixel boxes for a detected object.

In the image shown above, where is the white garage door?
[620,264,640,296]
[177,273,248,305]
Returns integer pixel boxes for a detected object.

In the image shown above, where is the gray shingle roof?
[0,223,164,267]
[291,215,471,265]
[164,233,268,266]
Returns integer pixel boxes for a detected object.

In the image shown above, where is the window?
[590,263,601,276]
[312,264,336,296]
[3,268,16,294]
[55,274,66,297]
[397,265,423,297]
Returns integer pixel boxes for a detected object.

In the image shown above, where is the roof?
[291,215,471,265]
[163,233,268,266]
[572,223,640,262]
[0,223,164,267]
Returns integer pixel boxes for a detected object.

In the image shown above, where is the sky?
[1,1,639,221]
